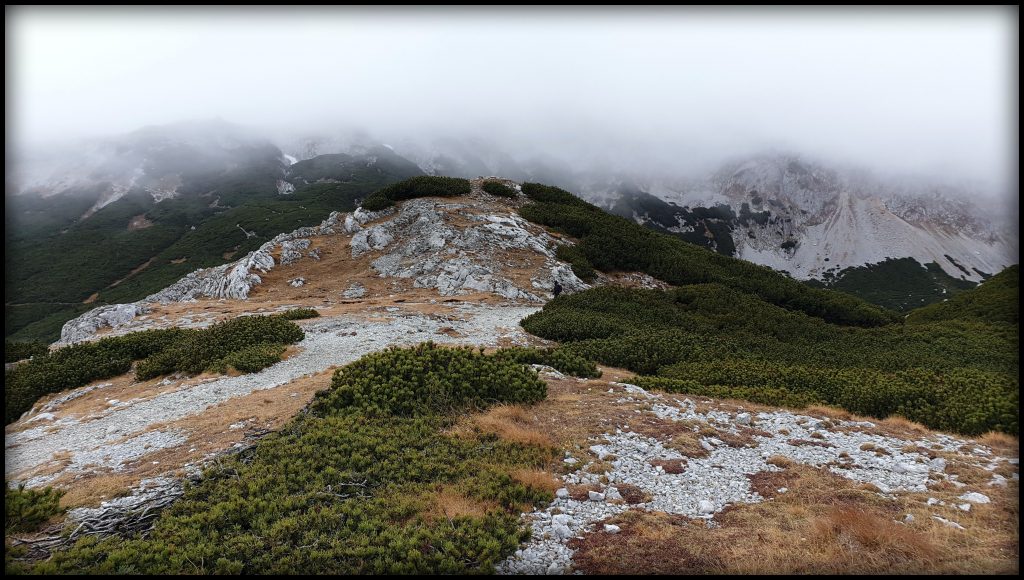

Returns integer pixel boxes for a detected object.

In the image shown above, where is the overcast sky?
[7,6,1017,189]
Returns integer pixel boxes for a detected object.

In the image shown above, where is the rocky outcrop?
[59,304,150,345]
[353,199,589,301]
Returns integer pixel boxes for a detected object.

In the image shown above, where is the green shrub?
[555,245,596,283]
[359,176,472,210]
[275,308,320,320]
[135,315,303,380]
[312,343,547,417]
[5,485,65,533]
[494,346,601,378]
[481,181,517,198]
[220,343,286,373]
[32,345,558,574]
[907,265,1018,326]
[6,317,304,425]
[520,280,1019,435]
[4,340,49,363]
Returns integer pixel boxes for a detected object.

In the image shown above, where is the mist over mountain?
[9,119,1016,296]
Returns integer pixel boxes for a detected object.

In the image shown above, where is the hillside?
[6,124,423,343]
[4,178,1017,574]
[10,130,1015,340]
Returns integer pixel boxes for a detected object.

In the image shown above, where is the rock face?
[59,304,150,345]
[608,154,1015,282]
[351,199,588,301]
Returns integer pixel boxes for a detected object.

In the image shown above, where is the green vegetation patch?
[217,343,287,374]
[361,176,472,211]
[907,265,1018,326]
[555,245,597,283]
[809,257,978,312]
[275,308,320,320]
[313,343,547,417]
[494,346,601,379]
[4,340,49,364]
[24,344,558,574]
[521,278,1018,435]
[5,485,65,534]
[5,316,304,425]
[481,181,517,198]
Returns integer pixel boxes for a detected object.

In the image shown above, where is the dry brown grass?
[788,438,834,448]
[450,405,555,448]
[613,483,651,505]
[747,469,799,499]
[767,455,796,468]
[59,473,138,509]
[567,483,604,501]
[511,469,561,495]
[571,461,1017,575]
[975,431,1019,456]
[859,442,891,456]
[629,416,712,458]
[805,404,853,422]
[875,415,933,438]
[650,458,688,474]
[423,487,495,523]
[586,460,615,475]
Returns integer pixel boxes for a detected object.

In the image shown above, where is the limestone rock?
[959,492,990,504]
[342,283,367,299]
[59,303,150,345]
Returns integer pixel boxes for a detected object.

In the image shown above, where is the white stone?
[959,492,990,504]
[932,516,965,530]
[894,462,926,475]
[735,412,752,425]
[552,524,573,539]
[603,524,621,534]
[555,488,569,499]
[588,491,605,502]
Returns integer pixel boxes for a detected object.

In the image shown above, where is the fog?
[7,6,1017,194]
